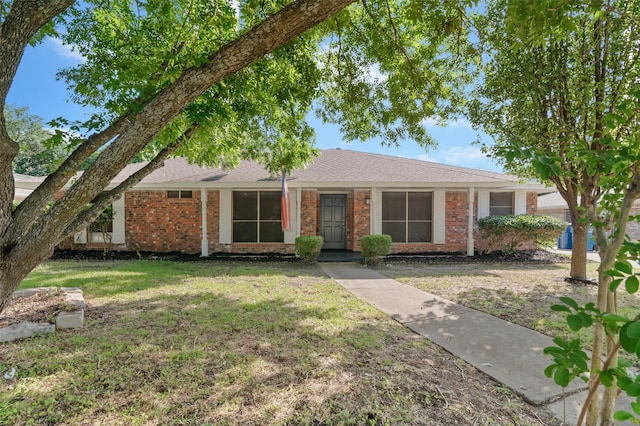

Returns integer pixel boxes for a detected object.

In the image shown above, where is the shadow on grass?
[19,260,327,298]
[0,271,557,426]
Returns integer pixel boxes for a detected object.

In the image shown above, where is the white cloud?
[365,63,388,84]
[422,117,473,129]
[440,146,489,165]
[47,37,86,63]
[416,146,501,172]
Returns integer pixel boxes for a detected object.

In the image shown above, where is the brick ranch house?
[16,148,544,256]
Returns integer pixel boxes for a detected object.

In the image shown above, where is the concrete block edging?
[0,287,85,343]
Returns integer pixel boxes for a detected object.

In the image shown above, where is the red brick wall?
[300,190,318,236]
[389,191,468,254]
[125,190,201,253]
[206,190,221,252]
[352,190,370,251]
[227,243,293,254]
[71,188,540,255]
[527,191,537,214]
[346,192,354,250]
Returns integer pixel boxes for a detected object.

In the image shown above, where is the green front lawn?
[0,260,548,426]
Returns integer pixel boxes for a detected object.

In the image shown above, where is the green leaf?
[620,322,640,353]
[567,314,583,332]
[627,322,640,339]
[544,364,556,378]
[627,382,640,397]
[553,366,571,387]
[552,336,571,349]
[568,352,589,372]
[550,304,571,313]
[604,269,625,277]
[602,314,631,324]
[558,297,579,310]
[615,260,634,275]
[610,278,623,292]
[626,275,640,294]
[543,346,564,355]
[614,411,636,421]
[600,370,613,387]
[618,376,633,390]
[577,312,593,328]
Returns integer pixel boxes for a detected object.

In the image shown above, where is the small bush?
[476,214,566,254]
[360,234,392,265]
[295,236,324,264]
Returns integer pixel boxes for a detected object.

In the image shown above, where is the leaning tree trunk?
[0,248,53,314]
[0,0,360,315]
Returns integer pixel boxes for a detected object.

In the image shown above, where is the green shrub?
[295,236,324,264]
[476,214,566,254]
[360,234,392,265]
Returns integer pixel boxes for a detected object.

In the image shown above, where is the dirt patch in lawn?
[0,288,66,327]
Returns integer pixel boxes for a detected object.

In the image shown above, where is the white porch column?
[200,189,209,257]
[467,187,475,256]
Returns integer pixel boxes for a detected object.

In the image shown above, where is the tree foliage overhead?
[468,0,640,279]
[6,105,66,176]
[54,0,474,174]
[0,0,476,315]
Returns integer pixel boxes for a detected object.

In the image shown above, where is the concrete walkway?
[319,262,632,425]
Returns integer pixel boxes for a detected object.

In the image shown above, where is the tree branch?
[60,127,194,241]
[9,112,133,241]
[577,340,621,426]
[9,0,358,259]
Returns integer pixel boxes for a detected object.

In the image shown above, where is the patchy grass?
[0,260,553,426]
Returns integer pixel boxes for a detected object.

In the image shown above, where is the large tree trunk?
[0,0,359,314]
[0,249,53,314]
[570,222,589,280]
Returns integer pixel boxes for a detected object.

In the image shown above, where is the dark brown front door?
[320,194,347,249]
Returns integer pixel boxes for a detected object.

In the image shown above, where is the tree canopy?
[6,105,66,176]
[0,0,476,313]
[467,1,640,423]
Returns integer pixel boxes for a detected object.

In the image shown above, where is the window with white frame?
[382,192,433,243]
[167,190,193,199]
[232,191,283,243]
[489,192,514,216]
[88,204,114,243]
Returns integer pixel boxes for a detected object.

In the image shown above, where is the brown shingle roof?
[293,149,516,183]
[117,148,519,185]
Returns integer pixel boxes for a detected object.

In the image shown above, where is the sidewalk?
[319,262,631,425]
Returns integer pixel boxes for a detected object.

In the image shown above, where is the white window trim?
[80,196,125,245]
[225,189,296,244]
[372,189,444,244]
[378,190,437,244]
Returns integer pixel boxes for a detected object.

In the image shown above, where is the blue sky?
[7,37,502,173]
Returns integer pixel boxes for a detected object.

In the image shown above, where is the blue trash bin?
[587,227,596,251]
[558,225,573,249]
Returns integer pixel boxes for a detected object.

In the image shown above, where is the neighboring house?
[15,149,544,256]
[537,191,640,241]
[13,173,37,201]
